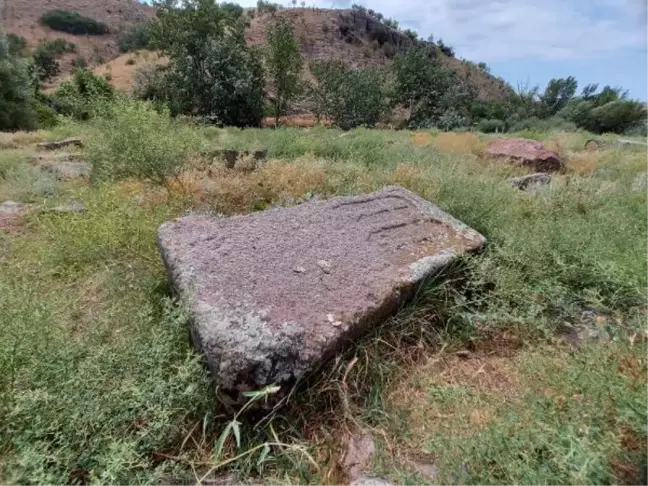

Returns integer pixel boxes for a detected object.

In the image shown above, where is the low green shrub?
[117,23,151,53]
[50,69,114,120]
[40,9,108,35]
[87,98,200,185]
[477,118,506,133]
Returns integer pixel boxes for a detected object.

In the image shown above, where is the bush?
[477,118,506,133]
[71,55,87,69]
[6,34,27,57]
[33,38,77,81]
[50,69,114,120]
[509,116,577,133]
[88,98,199,186]
[117,23,151,53]
[33,100,59,128]
[311,60,390,130]
[0,46,38,130]
[40,9,108,35]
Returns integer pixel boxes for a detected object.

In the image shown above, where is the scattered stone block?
[40,162,91,180]
[52,201,87,213]
[0,201,26,214]
[508,172,551,190]
[157,186,486,404]
[31,152,86,163]
[632,172,647,192]
[343,430,375,481]
[350,477,393,486]
[485,138,564,172]
[36,138,84,151]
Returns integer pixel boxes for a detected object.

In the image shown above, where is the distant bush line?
[40,10,108,36]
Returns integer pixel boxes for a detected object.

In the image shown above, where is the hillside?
[2,0,512,101]
[1,0,153,85]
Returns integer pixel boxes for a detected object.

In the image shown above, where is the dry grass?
[0,131,49,149]
[433,132,485,155]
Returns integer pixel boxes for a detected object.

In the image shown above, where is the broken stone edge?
[157,186,486,405]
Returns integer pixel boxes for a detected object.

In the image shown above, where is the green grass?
[0,107,646,484]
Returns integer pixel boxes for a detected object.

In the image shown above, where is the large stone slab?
[157,186,486,402]
[485,137,564,172]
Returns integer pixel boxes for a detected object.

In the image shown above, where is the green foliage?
[311,60,389,130]
[6,34,27,57]
[256,0,279,14]
[436,38,454,56]
[476,118,506,133]
[50,69,114,120]
[540,76,578,116]
[266,20,303,124]
[33,100,59,128]
[71,55,87,69]
[117,23,151,53]
[40,9,108,35]
[0,33,38,130]
[393,46,472,128]
[559,87,646,134]
[88,98,200,185]
[33,39,76,82]
[508,116,577,133]
[151,0,265,127]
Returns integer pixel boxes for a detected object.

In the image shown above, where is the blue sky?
[152,0,648,99]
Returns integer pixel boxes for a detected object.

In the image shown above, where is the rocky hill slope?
[2,0,512,101]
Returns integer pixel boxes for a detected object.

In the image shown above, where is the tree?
[393,46,459,126]
[151,0,265,126]
[0,32,38,130]
[33,47,60,82]
[310,60,389,129]
[540,76,577,116]
[266,20,303,126]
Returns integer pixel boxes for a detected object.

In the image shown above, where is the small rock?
[293,266,306,273]
[36,137,84,151]
[508,172,551,190]
[31,152,85,163]
[632,172,647,192]
[485,138,564,172]
[343,430,375,481]
[349,477,393,486]
[562,307,613,346]
[411,462,437,482]
[0,201,26,214]
[52,201,86,213]
[317,259,332,274]
[40,162,91,180]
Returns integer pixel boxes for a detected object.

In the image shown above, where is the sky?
[228,0,648,100]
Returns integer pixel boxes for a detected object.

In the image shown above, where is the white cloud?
[242,0,647,61]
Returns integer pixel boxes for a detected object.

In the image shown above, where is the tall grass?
[0,110,645,484]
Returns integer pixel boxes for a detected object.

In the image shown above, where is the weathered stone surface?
[157,186,485,402]
[350,476,393,486]
[36,138,84,151]
[31,152,86,163]
[52,200,87,213]
[343,430,375,481]
[40,162,91,180]
[632,172,647,192]
[508,172,551,190]
[0,201,26,214]
[485,138,564,172]
[0,201,33,233]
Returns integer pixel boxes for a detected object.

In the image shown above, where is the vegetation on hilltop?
[40,9,109,36]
